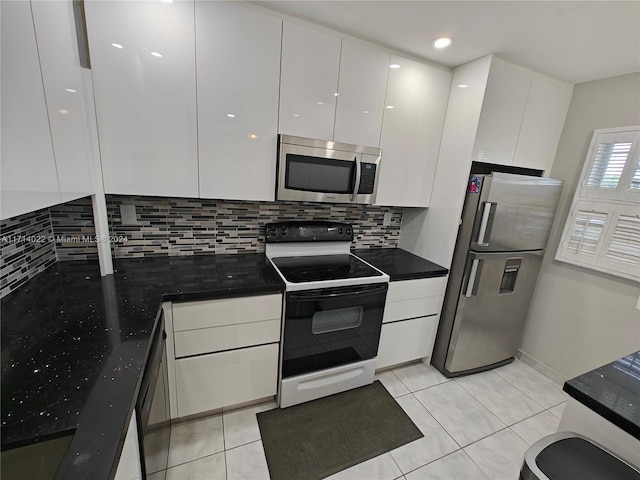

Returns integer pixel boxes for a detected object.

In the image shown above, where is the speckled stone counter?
[352,248,448,281]
[563,351,640,440]
[1,254,284,479]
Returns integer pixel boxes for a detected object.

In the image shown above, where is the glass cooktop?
[270,254,383,283]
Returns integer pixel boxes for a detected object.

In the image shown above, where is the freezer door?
[445,250,543,374]
[470,173,563,252]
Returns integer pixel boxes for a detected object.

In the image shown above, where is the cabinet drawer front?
[376,316,439,370]
[174,319,281,358]
[387,278,446,303]
[383,296,442,323]
[172,294,282,332]
[175,343,279,418]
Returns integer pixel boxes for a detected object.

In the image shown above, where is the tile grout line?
[406,390,465,452]
[452,374,546,426]
[493,361,568,407]
[221,410,229,480]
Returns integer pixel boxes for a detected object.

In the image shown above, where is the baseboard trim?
[516,349,567,386]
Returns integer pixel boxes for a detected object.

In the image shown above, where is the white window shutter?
[560,202,609,265]
[624,154,640,202]
[581,130,640,200]
[557,126,640,282]
[598,205,640,277]
[630,157,640,191]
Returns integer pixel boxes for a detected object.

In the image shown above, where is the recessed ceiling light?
[334,93,339,97]
[363,110,369,114]
[249,134,258,139]
[65,88,77,93]
[293,114,300,117]
[226,113,235,118]
[458,84,469,88]
[386,105,395,109]
[317,101,324,105]
[111,43,123,49]
[389,64,400,69]
[150,52,163,57]
[433,36,454,49]
[59,109,69,115]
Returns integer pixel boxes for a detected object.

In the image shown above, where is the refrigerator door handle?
[477,202,497,246]
[464,258,481,298]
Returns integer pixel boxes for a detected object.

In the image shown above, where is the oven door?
[281,283,388,379]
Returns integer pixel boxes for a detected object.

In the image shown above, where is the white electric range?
[265,221,389,408]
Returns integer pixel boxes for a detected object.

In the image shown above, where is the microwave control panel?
[358,163,377,194]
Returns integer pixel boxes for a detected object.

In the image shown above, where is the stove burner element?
[270,254,381,283]
[288,262,351,282]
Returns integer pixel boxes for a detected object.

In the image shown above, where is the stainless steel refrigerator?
[432,172,563,377]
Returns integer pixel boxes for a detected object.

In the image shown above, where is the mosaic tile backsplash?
[1,209,57,298]
[50,198,99,261]
[51,195,403,260]
[108,195,402,257]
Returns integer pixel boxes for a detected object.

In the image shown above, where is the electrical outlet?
[120,204,138,226]
[383,212,392,227]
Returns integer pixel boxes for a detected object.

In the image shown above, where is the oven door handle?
[288,284,388,301]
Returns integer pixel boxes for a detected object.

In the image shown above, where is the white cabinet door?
[196,2,281,202]
[376,316,439,370]
[279,22,341,140]
[31,0,93,203]
[376,56,451,207]
[472,57,531,166]
[514,75,573,173]
[114,413,142,480]
[175,343,278,417]
[333,40,389,147]
[0,1,61,220]
[85,0,198,197]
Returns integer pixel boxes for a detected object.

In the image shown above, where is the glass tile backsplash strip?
[1,208,57,298]
[50,195,402,260]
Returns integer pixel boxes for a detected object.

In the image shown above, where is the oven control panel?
[266,221,353,242]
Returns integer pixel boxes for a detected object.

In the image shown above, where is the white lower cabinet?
[174,319,280,359]
[168,293,282,418]
[376,316,439,370]
[114,413,142,480]
[175,343,279,418]
[376,277,447,370]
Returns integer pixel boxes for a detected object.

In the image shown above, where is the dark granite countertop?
[1,254,284,479]
[352,248,448,281]
[563,351,640,440]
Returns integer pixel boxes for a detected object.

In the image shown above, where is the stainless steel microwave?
[277,135,382,204]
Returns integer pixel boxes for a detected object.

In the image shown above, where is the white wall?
[520,72,640,381]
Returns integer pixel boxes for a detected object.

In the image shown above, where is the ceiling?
[256,1,640,84]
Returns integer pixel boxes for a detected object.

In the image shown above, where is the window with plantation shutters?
[557,126,640,281]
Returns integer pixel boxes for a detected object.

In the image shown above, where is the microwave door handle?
[351,157,361,202]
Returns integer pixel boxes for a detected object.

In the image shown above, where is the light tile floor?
[162,359,567,480]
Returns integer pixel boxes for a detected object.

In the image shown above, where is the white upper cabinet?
[196,2,281,202]
[279,22,341,140]
[85,0,198,198]
[471,57,573,173]
[31,0,93,203]
[376,56,452,207]
[1,1,61,220]
[514,74,573,172]
[333,40,390,147]
[472,58,531,166]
